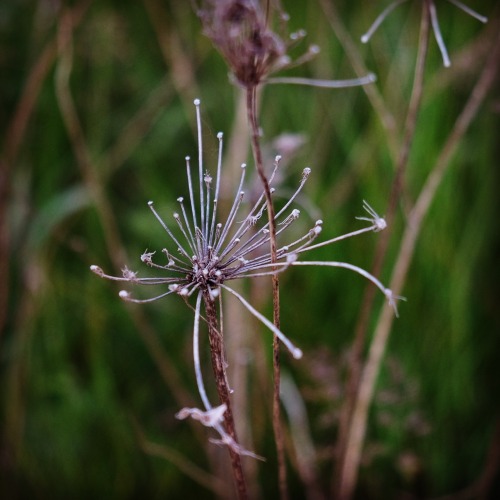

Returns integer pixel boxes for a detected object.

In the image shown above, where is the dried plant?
[3,0,497,498]
[91,98,402,498]
[193,3,378,494]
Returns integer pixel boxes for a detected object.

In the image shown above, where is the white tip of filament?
[90,265,103,275]
[193,98,200,106]
[217,132,223,139]
[292,347,303,359]
[367,72,377,83]
[119,290,130,299]
[361,34,370,44]
[148,200,153,206]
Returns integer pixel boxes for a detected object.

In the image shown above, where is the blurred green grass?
[1,1,499,498]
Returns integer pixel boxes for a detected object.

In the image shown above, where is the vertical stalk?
[246,86,288,499]
[203,292,248,500]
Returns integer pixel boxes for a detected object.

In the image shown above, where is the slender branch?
[246,85,288,499]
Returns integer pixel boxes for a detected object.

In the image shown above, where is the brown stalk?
[246,85,288,500]
[203,292,248,499]
[337,13,500,500]
[224,88,263,497]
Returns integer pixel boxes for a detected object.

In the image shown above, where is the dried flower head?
[196,0,286,87]
[361,0,488,67]
[91,99,403,454]
[196,0,376,89]
[198,0,286,87]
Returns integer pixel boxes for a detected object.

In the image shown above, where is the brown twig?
[224,87,263,497]
[203,292,248,499]
[246,85,288,500]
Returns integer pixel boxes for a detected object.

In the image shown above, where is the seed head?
[90,99,403,456]
[196,0,286,87]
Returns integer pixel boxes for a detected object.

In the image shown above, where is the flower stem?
[203,292,248,499]
[246,85,288,499]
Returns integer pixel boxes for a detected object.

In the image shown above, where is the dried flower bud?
[196,0,286,87]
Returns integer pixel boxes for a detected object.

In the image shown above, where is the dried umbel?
[91,99,403,455]
[195,0,376,89]
[195,0,287,87]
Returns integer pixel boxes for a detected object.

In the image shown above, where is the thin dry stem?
[338,18,500,500]
[246,85,288,499]
[203,292,248,499]
[224,88,262,496]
